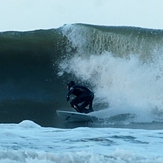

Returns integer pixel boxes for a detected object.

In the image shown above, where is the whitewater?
[1,23,163,162]
[0,120,163,162]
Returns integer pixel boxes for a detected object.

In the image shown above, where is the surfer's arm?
[66,87,74,101]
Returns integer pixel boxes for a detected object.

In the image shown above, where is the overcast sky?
[0,0,163,31]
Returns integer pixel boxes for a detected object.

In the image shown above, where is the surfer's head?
[67,81,75,90]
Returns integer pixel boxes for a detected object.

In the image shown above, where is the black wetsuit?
[67,85,94,113]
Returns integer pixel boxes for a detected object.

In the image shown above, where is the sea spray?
[59,24,163,123]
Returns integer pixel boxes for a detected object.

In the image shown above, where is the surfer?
[66,81,94,113]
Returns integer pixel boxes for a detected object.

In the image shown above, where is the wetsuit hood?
[67,81,75,90]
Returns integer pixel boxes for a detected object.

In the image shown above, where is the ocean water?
[0,120,163,163]
[0,23,163,162]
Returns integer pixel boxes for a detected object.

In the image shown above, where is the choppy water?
[0,120,163,163]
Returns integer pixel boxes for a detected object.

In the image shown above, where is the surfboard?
[56,110,97,122]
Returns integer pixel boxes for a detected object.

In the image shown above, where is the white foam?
[0,123,163,163]
[59,51,163,123]
[18,120,41,128]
